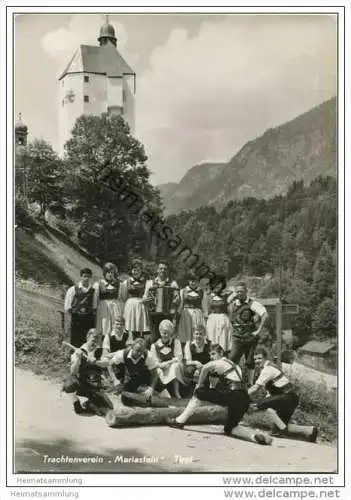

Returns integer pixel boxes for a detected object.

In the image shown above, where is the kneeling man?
[62,328,113,416]
[166,344,271,445]
[248,347,318,442]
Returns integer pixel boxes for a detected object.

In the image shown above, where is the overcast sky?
[14,13,337,185]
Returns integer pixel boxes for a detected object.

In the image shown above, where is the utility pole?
[276,204,284,368]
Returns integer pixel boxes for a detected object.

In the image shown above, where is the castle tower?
[15,113,29,202]
[58,16,136,156]
[15,113,28,147]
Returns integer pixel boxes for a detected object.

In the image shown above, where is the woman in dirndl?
[205,275,233,356]
[183,323,211,387]
[178,271,206,345]
[123,259,152,346]
[95,262,125,338]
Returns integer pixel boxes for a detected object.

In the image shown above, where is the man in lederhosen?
[64,268,98,347]
[166,344,271,445]
[99,338,168,406]
[248,347,318,442]
[62,328,113,415]
[144,262,180,341]
[227,281,268,385]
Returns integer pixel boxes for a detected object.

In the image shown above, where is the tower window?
[122,89,126,104]
[84,75,89,83]
[84,95,89,103]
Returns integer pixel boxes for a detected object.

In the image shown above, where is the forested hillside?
[157,176,337,344]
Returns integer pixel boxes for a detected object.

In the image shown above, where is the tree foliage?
[16,139,64,216]
[311,296,337,339]
[63,114,162,268]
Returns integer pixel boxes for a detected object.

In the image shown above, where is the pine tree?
[312,242,336,303]
[311,296,337,339]
[294,251,312,282]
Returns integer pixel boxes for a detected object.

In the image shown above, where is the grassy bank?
[15,287,70,379]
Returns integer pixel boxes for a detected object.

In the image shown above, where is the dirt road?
[14,368,337,474]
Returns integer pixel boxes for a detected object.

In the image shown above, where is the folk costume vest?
[122,347,150,385]
[183,286,203,309]
[109,331,129,353]
[190,341,211,365]
[127,277,146,298]
[209,292,227,314]
[154,339,175,362]
[78,349,103,388]
[71,286,95,316]
[229,298,256,338]
[99,279,120,300]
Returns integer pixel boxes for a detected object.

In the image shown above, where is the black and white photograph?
[4,3,348,491]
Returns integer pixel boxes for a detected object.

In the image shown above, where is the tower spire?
[98,14,117,47]
[15,112,28,147]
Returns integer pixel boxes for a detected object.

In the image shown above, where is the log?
[121,391,174,408]
[105,394,227,428]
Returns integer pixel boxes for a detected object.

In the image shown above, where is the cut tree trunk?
[105,394,227,428]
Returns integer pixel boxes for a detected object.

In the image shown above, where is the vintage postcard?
[2,2,349,499]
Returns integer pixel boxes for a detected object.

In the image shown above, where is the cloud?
[136,15,337,184]
[41,14,129,75]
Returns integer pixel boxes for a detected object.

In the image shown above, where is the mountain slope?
[158,162,225,214]
[160,97,337,213]
[157,183,178,204]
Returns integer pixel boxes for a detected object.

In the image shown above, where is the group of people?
[61,260,318,444]
[64,260,268,384]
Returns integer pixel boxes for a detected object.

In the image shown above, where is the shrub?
[54,218,77,239]
[15,324,40,363]
[291,375,337,422]
[15,198,38,231]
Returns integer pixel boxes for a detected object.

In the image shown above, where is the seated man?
[100,338,165,406]
[166,344,271,445]
[62,328,113,416]
[150,319,186,399]
[248,347,318,442]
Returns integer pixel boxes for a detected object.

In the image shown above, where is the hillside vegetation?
[15,224,102,288]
